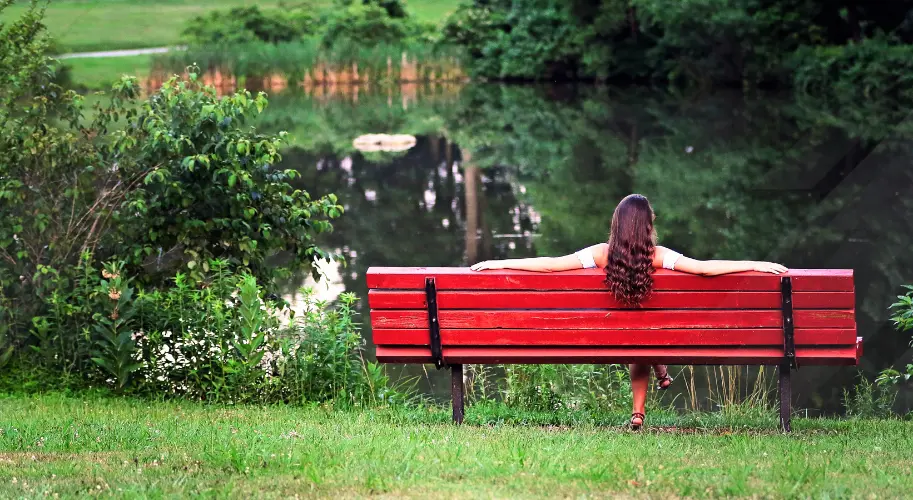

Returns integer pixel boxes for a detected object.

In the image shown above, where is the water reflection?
[268,84,913,413]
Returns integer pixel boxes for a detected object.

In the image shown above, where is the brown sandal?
[630,412,645,430]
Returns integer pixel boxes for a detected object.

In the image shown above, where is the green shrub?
[1,4,342,337]
[1,3,405,407]
[320,1,431,48]
[844,373,896,418]
[0,252,413,405]
[889,285,913,334]
[182,6,317,45]
[877,285,913,390]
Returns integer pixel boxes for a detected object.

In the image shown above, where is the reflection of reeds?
[148,41,467,94]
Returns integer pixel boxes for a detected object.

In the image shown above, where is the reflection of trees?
[257,89,452,154]
[276,132,539,362]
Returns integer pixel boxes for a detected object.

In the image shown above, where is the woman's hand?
[470,260,505,271]
[752,261,789,275]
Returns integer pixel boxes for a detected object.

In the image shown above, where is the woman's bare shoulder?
[586,242,609,268]
[652,246,672,268]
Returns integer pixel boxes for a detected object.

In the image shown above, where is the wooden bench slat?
[375,345,860,365]
[371,328,859,346]
[366,268,853,292]
[368,290,855,310]
[370,309,854,330]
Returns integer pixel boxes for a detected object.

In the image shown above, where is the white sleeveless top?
[575,248,682,270]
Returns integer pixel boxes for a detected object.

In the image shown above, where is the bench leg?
[778,364,791,432]
[451,364,465,424]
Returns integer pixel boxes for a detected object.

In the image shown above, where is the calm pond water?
[264,83,913,414]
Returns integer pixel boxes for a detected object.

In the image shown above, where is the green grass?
[62,54,151,90]
[1,394,911,498]
[2,0,461,53]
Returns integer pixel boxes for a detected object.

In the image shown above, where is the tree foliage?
[442,0,913,85]
[181,0,432,49]
[182,6,318,45]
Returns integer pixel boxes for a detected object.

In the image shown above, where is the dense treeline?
[441,0,913,90]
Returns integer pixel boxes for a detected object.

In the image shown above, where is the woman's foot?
[630,412,645,430]
[654,366,673,390]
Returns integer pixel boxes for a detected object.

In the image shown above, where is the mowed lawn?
[1,394,911,498]
[2,0,461,53]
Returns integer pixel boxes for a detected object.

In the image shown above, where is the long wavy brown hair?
[604,194,657,307]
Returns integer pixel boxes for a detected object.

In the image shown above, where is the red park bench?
[366,267,861,431]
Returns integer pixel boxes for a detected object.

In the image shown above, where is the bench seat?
[366,267,860,430]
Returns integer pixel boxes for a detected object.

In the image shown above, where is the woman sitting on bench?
[470,193,787,429]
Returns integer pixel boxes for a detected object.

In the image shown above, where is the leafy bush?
[2,2,342,340]
[0,253,413,405]
[2,70,343,331]
[182,6,317,45]
[889,284,913,334]
[877,285,913,389]
[877,365,913,387]
[321,1,432,48]
[0,2,414,406]
[844,374,896,418]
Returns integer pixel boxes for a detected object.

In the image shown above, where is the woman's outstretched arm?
[470,244,606,273]
[469,254,583,273]
[661,247,788,276]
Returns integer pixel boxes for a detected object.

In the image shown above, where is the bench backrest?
[366,267,859,366]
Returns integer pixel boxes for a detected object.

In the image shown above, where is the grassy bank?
[2,0,459,53]
[1,394,911,498]
[62,54,152,90]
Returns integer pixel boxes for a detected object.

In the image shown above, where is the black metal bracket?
[780,276,798,370]
[425,277,445,369]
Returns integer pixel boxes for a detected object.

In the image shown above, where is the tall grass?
[460,364,633,414]
[151,40,467,90]
[682,365,774,415]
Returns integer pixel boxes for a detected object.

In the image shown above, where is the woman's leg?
[630,363,650,417]
[653,364,672,389]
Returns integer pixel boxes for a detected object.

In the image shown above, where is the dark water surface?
[267,83,913,414]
